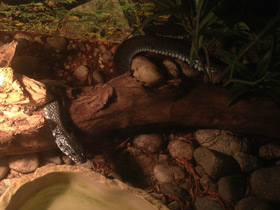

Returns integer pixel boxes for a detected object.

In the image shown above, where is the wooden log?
[1,72,279,156]
[69,74,280,149]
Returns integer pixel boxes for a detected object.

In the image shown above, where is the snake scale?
[44,36,206,163]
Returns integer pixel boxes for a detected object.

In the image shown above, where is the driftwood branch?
[69,74,280,146]
[1,72,279,156]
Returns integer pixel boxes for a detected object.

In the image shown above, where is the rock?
[73,65,89,82]
[46,36,67,50]
[195,165,206,177]
[168,140,194,161]
[0,157,9,180]
[175,59,199,79]
[163,59,180,78]
[92,70,104,84]
[133,134,162,153]
[77,41,86,51]
[158,154,168,163]
[195,198,223,210]
[200,175,217,192]
[11,56,39,76]
[14,33,33,42]
[99,45,107,53]
[195,129,249,156]
[233,152,262,173]
[194,147,240,179]
[153,164,185,183]
[34,36,43,44]
[234,196,273,210]
[250,166,280,205]
[125,147,155,176]
[61,155,74,165]
[102,50,112,62]
[134,154,154,176]
[259,142,280,160]
[8,153,39,173]
[218,175,247,204]
[168,201,180,210]
[131,56,164,86]
[40,150,62,165]
[159,183,186,199]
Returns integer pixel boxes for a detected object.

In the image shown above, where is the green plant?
[142,0,280,106]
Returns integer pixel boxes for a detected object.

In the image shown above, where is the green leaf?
[199,11,218,32]
[140,7,181,29]
[228,84,251,106]
[255,40,273,77]
[215,48,247,72]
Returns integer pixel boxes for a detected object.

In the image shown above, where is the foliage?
[0,0,153,40]
[0,0,279,106]
[142,0,280,106]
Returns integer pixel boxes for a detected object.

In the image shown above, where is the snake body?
[44,36,205,162]
[113,35,206,74]
[44,100,86,163]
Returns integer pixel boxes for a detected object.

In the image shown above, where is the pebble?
[133,134,162,153]
[168,140,194,161]
[259,142,280,160]
[175,59,199,79]
[195,165,206,177]
[8,153,39,173]
[234,196,273,210]
[168,201,180,210]
[153,164,185,183]
[34,36,43,44]
[131,153,154,176]
[163,59,180,78]
[233,152,262,173]
[250,166,280,205]
[61,155,74,165]
[102,50,112,62]
[160,183,185,199]
[99,45,107,53]
[218,175,247,204]
[14,33,33,42]
[199,175,217,191]
[125,147,156,176]
[73,65,89,82]
[46,36,67,50]
[195,198,223,210]
[131,56,164,87]
[40,150,62,165]
[91,70,104,84]
[195,129,249,156]
[194,147,240,179]
[158,154,168,163]
[0,157,9,180]
[77,41,86,52]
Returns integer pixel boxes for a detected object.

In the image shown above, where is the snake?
[44,35,208,163]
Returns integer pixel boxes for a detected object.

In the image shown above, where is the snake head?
[55,133,87,163]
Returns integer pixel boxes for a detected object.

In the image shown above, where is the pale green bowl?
[0,165,168,210]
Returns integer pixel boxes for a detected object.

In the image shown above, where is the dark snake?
[44,36,208,163]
